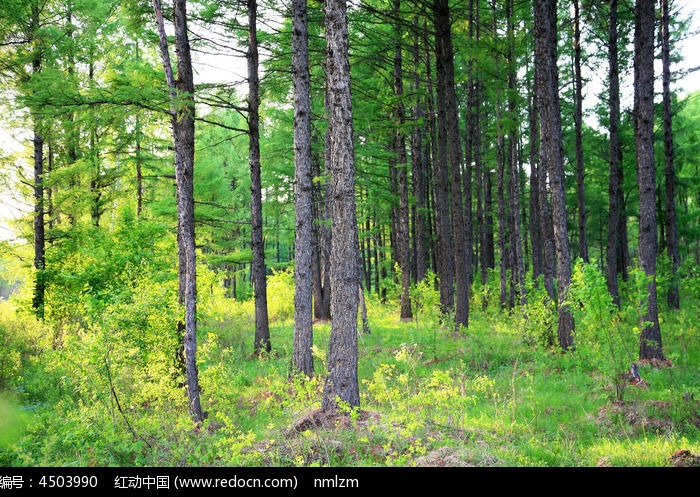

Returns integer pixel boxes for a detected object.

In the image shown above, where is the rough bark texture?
[32,124,45,320]
[634,0,665,361]
[173,0,204,423]
[463,0,475,300]
[291,0,314,378]
[394,0,412,321]
[153,0,204,422]
[606,0,623,306]
[426,14,454,314]
[411,15,428,284]
[248,0,271,355]
[29,6,45,321]
[321,0,361,412]
[573,0,588,262]
[434,0,469,329]
[529,88,543,282]
[507,0,524,305]
[311,150,332,321]
[534,0,574,351]
[661,0,680,310]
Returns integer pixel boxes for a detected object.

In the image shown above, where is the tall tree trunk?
[311,149,331,320]
[32,125,45,319]
[496,103,508,308]
[135,115,144,217]
[248,0,271,355]
[30,6,45,321]
[661,0,680,310]
[484,167,495,277]
[493,0,509,308]
[634,0,665,361]
[321,0,361,412]
[507,0,524,305]
[534,0,575,351]
[475,96,487,287]
[426,17,453,314]
[573,0,588,263]
[153,0,204,422]
[606,0,623,306]
[463,0,476,305]
[393,0,412,321]
[363,207,372,292]
[291,0,314,378]
[173,0,203,423]
[434,0,469,329]
[529,87,543,282]
[411,15,428,284]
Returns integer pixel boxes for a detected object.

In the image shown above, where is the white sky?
[1,2,700,242]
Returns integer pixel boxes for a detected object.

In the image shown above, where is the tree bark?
[434,0,469,329]
[393,0,413,321]
[153,0,204,422]
[28,5,45,321]
[426,10,454,314]
[321,0,361,412]
[529,87,543,282]
[573,0,588,263]
[606,0,623,306]
[247,0,271,356]
[634,0,665,361]
[661,0,680,310]
[291,0,314,378]
[311,149,332,320]
[534,0,575,351]
[507,0,524,305]
[32,124,45,320]
[411,15,428,284]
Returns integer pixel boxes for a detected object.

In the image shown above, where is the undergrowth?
[0,261,698,467]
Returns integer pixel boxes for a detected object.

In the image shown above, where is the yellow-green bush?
[266,267,295,323]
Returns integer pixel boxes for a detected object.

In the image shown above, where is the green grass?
[0,280,698,468]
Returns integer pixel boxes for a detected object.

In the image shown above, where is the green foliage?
[520,274,556,348]
[410,271,441,325]
[1,272,699,467]
[566,259,638,401]
[39,213,176,327]
[0,302,51,390]
[1,0,699,469]
[0,393,29,450]
[266,267,295,323]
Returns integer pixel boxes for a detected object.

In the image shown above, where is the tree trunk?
[426,16,454,315]
[606,0,623,306]
[291,0,314,378]
[534,0,574,351]
[434,0,469,329]
[311,150,331,320]
[463,0,476,304]
[507,0,524,305]
[529,87,543,282]
[634,0,665,361]
[661,0,680,310]
[496,100,508,308]
[411,15,428,284]
[393,0,413,321]
[321,0,361,412]
[573,0,588,263]
[153,0,204,422]
[32,124,45,320]
[492,0,509,308]
[29,5,45,321]
[173,0,204,423]
[247,0,271,356]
